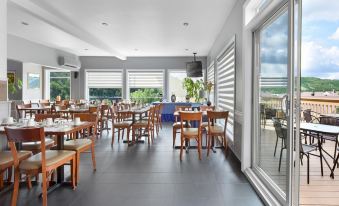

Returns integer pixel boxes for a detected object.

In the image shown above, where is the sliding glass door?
[252,1,301,204]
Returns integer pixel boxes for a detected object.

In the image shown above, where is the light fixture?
[84,49,88,51]
[183,22,189,27]
[21,21,29,26]
[134,48,139,51]
[185,49,189,51]
[101,22,109,26]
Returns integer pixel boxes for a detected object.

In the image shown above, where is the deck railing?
[301,97,339,114]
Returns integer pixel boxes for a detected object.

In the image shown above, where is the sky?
[301,0,339,79]
[260,0,339,80]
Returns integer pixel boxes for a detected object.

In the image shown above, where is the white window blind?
[128,71,164,88]
[207,63,215,104]
[217,38,235,141]
[86,71,122,88]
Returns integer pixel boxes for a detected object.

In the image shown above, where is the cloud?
[301,41,339,78]
[303,0,339,22]
[329,28,339,40]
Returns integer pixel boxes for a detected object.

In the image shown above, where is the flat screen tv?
[186,61,202,77]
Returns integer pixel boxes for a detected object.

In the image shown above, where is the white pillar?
[0,0,8,101]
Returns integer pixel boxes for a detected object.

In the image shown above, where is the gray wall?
[7,59,23,100]
[76,56,207,99]
[207,0,245,160]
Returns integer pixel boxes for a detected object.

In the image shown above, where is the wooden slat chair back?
[5,127,76,206]
[206,111,229,156]
[179,111,203,160]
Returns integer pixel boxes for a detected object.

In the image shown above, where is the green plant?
[130,88,162,104]
[182,77,204,102]
[8,79,22,94]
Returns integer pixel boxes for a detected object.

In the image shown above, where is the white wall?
[207,0,245,160]
[22,63,43,101]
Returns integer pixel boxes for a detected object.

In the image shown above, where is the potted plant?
[8,78,22,95]
[182,77,204,103]
[204,81,214,106]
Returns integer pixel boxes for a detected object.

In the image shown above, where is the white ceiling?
[8,0,237,59]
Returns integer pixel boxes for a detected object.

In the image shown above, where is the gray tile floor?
[0,123,263,206]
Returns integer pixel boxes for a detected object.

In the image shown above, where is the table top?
[18,106,51,111]
[300,122,339,134]
[58,108,90,113]
[117,107,150,114]
[0,121,95,136]
[173,111,208,116]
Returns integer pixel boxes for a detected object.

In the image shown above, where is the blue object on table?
[152,102,202,122]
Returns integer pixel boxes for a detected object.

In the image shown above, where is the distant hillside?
[261,77,339,94]
[301,77,339,92]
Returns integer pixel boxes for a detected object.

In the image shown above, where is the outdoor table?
[300,122,339,178]
[0,121,95,193]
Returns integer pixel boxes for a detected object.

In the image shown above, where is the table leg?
[56,134,64,183]
[318,134,324,176]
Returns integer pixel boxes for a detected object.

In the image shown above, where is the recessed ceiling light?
[134,48,139,51]
[185,49,189,51]
[21,21,29,26]
[183,22,189,27]
[101,22,109,26]
[84,49,88,51]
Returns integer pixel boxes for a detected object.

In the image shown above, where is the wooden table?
[18,106,51,114]
[117,107,150,144]
[0,121,95,191]
[300,122,339,178]
[58,108,90,118]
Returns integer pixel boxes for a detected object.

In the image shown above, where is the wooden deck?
[259,122,339,205]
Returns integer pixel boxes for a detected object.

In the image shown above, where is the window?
[216,37,235,141]
[128,71,164,104]
[86,71,122,102]
[207,63,215,104]
[48,71,71,101]
[168,70,187,102]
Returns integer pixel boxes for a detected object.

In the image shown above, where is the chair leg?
[11,169,20,206]
[7,167,12,183]
[91,143,97,171]
[26,174,32,189]
[274,136,279,157]
[42,171,48,206]
[0,171,4,189]
[122,129,125,141]
[132,129,135,143]
[207,134,211,157]
[111,127,115,145]
[76,153,80,184]
[278,148,284,172]
[172,128,176,148]
[224,135,228,155]
[118,128,121,143]
[127,128,130,143]
[180,137,184,161]
[71,157,76,189]
[198,138,202,160]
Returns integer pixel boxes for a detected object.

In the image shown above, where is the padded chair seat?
[0,151,32,169]
[133,120,149,127]
[206,125,224,134]
[64,139,92,151]
[22,138,54,150]
[182,128,199,136]
[19,150,75,171]
[172,122,191,129]
[114,121,132,127]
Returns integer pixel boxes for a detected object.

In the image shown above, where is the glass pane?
[130,88,163,104]
[50,77,70,101]
[256,10,289,193]
[168,71,187,102]
[89,88,122,102]
[50,72,71,78]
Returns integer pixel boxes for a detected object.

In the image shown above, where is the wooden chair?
[0,151,32,190]
[5,127,76,206]
[98,104,111,135]
[156,103,163,130]
[39,99,50,107]
[16,104,34,119]
[205,111,229,156]
[179,111,203,160]
[64,113,97,184]
[89,106,98,114]
[131,106,155,145]
[172,106,192,148]
[112,108,132,145]
[200,105,215,136]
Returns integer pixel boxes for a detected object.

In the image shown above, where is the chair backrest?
[273,119,286,139]
[89,106,98,114]
[207,111,229,132]
[5,127,46,170]
[22,100,31,105]
[200,105,215,111]
[180,111,202,134]
[16,104,31,118]
[303,109,312,123]
[35,114,61,122]
[73,113,98,136]
[175,106,192,112]
[147,106,156,126]
[320,116,338,126]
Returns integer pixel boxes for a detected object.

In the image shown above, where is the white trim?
[167,69,187,101]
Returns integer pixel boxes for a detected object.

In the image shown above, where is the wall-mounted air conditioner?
[58,56,81,70]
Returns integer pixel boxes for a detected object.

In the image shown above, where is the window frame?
[167,69,187,101]
[44,69,71,100]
